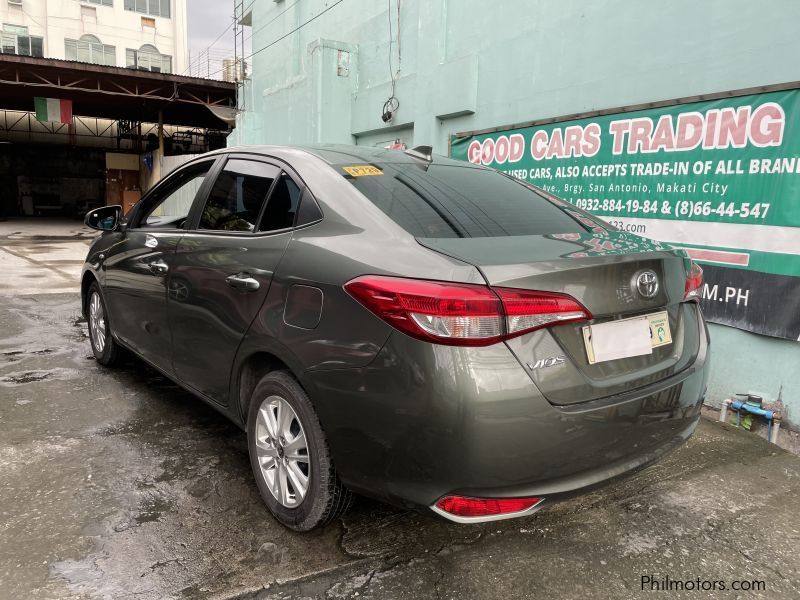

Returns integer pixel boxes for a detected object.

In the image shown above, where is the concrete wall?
[232,0,800,424]
[139,149,198,193]
[0,0,188,72]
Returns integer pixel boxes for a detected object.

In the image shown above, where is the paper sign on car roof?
[342,165,384,177]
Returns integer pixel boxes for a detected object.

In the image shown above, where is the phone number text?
[571,198,771,220]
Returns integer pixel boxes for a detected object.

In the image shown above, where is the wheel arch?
[81,270,99,318]
[235,350,308,427]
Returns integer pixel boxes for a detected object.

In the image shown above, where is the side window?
[259,172,302,232]
[139,162,212,229]
[295,188,323,226]
[199,159,279,232]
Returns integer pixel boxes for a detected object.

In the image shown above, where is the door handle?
[149,259,169,275]
[226,273,260,291]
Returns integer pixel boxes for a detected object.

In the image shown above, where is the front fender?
[80,232,122,316]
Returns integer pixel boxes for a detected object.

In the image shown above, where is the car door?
[168,155,304,405]
[102,158,220,372]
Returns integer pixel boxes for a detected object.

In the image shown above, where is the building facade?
[237,0,800,426]
[0,0,188,73]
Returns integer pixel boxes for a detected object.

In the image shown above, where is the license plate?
[582,311,672,365]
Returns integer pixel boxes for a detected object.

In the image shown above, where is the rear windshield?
[339,163,584,238]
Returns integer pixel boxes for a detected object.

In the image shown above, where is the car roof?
[217,143,482,169]
[300,144,478,168]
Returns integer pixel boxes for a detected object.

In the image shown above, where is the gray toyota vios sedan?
[82,144,709,531]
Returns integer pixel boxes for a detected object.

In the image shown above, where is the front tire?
[247,371,353,531]
[86,282,122,367]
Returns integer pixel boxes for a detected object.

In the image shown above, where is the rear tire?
[86,282,122,367]
[247,370,353,531]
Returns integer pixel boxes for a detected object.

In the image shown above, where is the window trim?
[128,157,223,232]
[230,152,323,229]
[194,156,281,235]
[252,166,284,233]
[293,187,324,230]
[255,169,309,233]
[183,154,317,238]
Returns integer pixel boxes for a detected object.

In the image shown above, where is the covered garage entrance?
[0,54,236,219]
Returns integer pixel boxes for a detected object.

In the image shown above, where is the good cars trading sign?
[451,87,800,341]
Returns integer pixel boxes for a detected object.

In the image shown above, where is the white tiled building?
[0,0,188,73]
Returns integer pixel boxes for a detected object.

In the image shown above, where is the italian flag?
[34,97,73,123]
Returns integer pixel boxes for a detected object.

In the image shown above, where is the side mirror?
[85,205,122,231]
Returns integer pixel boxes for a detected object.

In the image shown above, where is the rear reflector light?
[344,275,591,346]
[495,287,589,335]
[435,495,542,518]
[684,262,703,301]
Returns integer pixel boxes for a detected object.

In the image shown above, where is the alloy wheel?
[89,291,106,353]
[254,395,310,508]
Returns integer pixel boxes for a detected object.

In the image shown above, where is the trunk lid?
[418,231,702,405]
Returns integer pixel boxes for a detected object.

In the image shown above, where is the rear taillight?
[434,495,543,519]
[344,275,591,346]
[684,262,703,301]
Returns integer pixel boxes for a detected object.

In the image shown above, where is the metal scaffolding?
[233,0,252,109]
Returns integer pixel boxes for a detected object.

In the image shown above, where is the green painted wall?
[232,0,800,424]
[706,323,798,421]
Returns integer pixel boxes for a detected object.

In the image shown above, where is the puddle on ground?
[1,371,52,384]
[134,494,175,525]
[1,349,55,363]
[0,368,83,386]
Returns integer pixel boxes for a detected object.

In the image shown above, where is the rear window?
[338,163,584,238]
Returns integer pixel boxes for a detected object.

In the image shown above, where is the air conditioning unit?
[8,0,24,7]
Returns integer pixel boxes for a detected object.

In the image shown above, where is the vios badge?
[634,270,659,299]
[528,355,566,370]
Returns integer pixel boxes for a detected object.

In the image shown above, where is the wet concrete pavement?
[2,223,800,599]
[3,295,800,599]
[0,219,94,295]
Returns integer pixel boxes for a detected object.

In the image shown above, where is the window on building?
[124,0,170,19]
[1,24,44,58]
[65,35,116,66]
[126,44,172,73]
[81,6,98,23]
[81,0,114,6]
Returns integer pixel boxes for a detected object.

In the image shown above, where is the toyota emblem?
[635,270,659,298]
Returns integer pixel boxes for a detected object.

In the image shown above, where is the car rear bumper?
[303,307,709,517]
[429,414,698,522]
